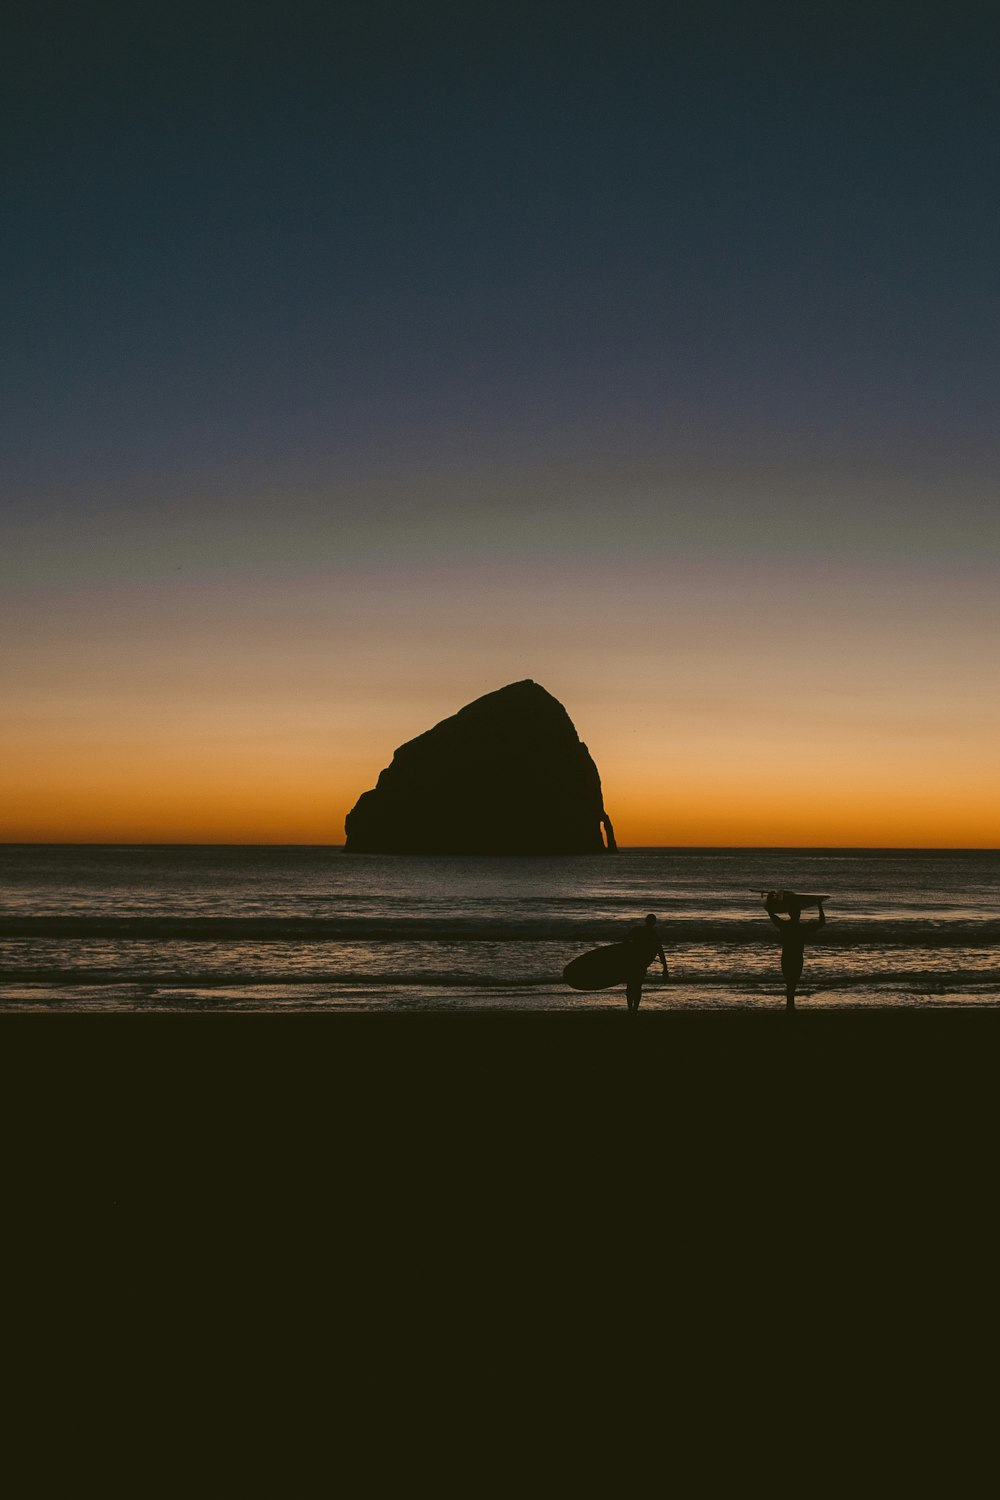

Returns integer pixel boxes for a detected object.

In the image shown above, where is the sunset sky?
[3,3,998,846]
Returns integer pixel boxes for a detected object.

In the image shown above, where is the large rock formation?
[344,680,616,855]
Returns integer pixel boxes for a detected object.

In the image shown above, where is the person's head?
[645,913,657,927]
[787,904,802,924]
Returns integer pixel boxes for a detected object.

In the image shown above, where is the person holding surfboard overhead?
[764,892,826,1010]
[624,913,668,1013]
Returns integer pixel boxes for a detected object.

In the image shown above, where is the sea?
[0,845,997,1011]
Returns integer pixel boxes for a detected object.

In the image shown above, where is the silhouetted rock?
[344,680,616,854]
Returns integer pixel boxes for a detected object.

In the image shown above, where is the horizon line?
[2,842,997,854]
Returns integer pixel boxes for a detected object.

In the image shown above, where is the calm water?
[0,845,997,1011]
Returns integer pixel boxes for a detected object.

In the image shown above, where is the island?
[343,679,617,855]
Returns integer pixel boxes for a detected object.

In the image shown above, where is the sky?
[2,1,998,845]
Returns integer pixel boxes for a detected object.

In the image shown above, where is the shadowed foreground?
[5,1008,994,1455]
[6,1009,998,1151]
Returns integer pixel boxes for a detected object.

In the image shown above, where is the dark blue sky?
[4,1,1000,498]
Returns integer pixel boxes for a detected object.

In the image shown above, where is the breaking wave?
[2,915,999,947]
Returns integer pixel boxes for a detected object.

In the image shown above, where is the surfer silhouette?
[766,897,825,1010]
[624,914,668,1013]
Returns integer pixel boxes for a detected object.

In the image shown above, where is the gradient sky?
[3,2,998,845]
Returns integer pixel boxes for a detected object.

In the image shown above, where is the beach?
[1,845,997,1011]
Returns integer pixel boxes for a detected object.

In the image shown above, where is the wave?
[1,967,998,992]
[2,915,999,947]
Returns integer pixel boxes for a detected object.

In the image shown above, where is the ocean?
[1,845,997,1011]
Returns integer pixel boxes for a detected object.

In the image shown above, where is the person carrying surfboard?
[764,894,825,1010]
[624,914,668,1014]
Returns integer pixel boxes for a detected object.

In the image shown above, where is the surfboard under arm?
[563,941,647,991]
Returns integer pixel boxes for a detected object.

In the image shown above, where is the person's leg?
[626,977,639,1012]
[782,952,803,1010]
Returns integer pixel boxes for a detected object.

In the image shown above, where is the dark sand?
[6,1008,997,1168]
[6,1008,993,1454]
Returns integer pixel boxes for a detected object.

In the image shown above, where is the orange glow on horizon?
[4,550,997,849]
[3,741,997,847]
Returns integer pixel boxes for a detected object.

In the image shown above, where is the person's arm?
[765,894,786,933]
[657,941,668,975]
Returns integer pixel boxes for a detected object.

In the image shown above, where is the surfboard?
[563,941,647,991]
[755,890,830,913]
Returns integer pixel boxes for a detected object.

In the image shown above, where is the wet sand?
[2,980,997,1010]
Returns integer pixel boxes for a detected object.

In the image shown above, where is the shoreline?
[2,985,999,1013]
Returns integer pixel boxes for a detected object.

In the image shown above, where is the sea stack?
[343,680,616,854]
